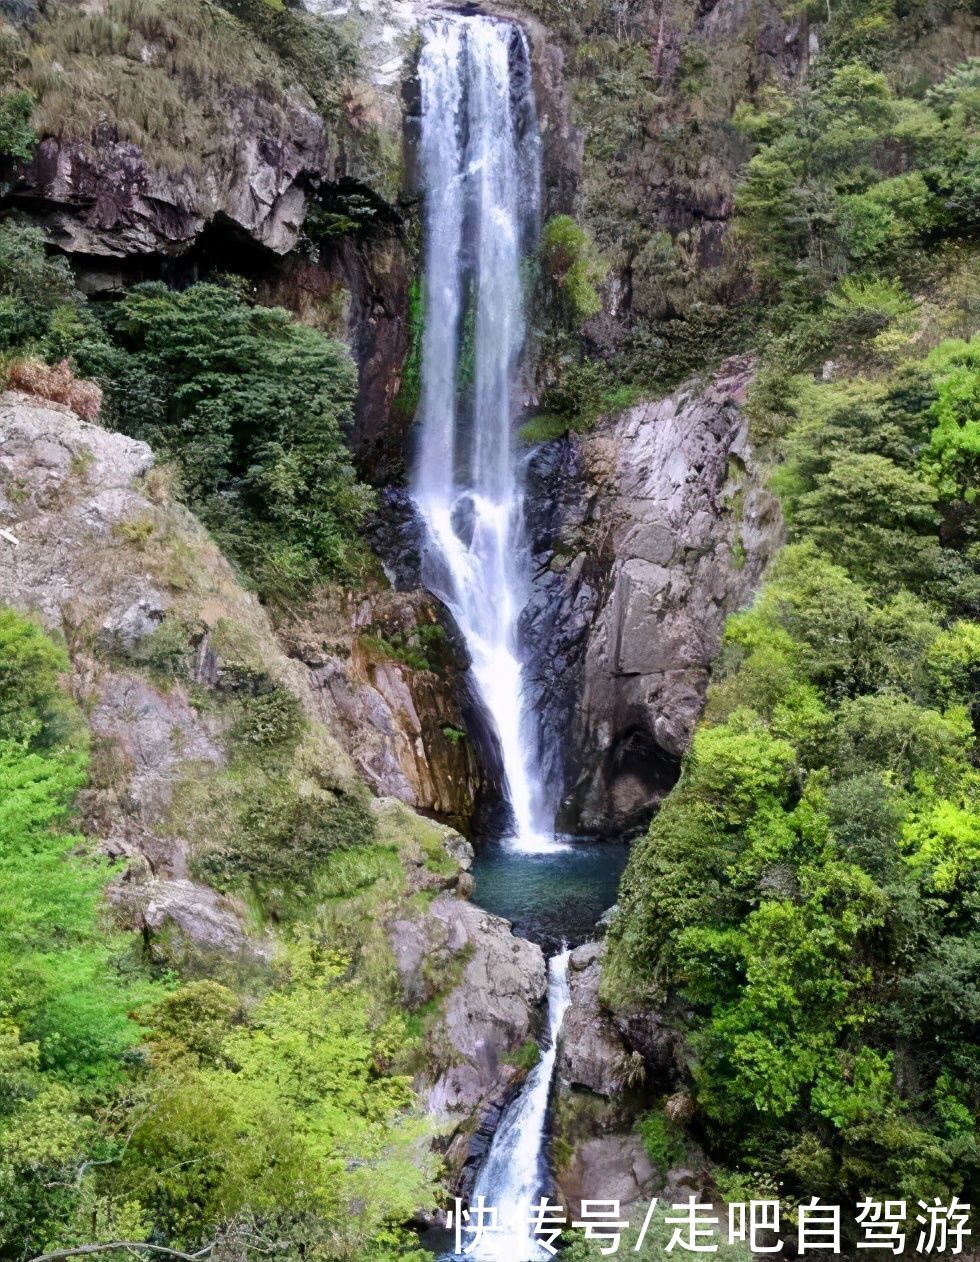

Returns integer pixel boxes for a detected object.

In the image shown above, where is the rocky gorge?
[0,0,785,1225]
[2,0,975,1251]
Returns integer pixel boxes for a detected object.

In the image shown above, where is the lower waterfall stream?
[411,14,600,1259]
[464,950,572,1261]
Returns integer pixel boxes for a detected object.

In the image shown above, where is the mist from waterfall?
[412,14,563,856]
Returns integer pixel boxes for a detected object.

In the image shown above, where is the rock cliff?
[16,109,330,261]
[0,389,545,1173]
[276,585,494,829]
[522,359,783,835]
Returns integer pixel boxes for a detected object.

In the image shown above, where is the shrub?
[837,173,935,261]
[0,88,35,161]
[81,281,374,596]
[540,215,605,324]
[6,357,102,418]
[637,1108,685,1170]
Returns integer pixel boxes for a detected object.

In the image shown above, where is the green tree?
[82,282,374,596]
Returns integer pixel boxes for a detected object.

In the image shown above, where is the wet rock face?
[277,585,500,831]
[522,359,783,836]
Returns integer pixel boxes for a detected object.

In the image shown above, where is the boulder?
[561,941,629,1097]
[110,875,273,962]
[560,1134,657,1223]
[425,894,547,1121]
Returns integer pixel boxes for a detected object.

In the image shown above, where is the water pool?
[471,836,631,952]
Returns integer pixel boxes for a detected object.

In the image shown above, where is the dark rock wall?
[522,359,783,836]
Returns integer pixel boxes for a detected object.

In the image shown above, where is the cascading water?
[464,950,572,1261]
[415,19,572,1259]
[412,13,564,857]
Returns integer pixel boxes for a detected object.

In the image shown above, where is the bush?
[540,215,605,324]
[6,357,102,418]
[82,281,374,596]
[0,88,35,161]
[637,1108,685,1170]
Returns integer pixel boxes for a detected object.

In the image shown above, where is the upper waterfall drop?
[412,14,564,855]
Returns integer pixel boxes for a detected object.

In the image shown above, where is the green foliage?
[523,358,639,443]
[1,161,373,611]
[606,316,980,1215]
[637,1108,685,1170]
[734,56,980,289]
[504,1038,541,1073]
[0,608,75,748]
[0,609,437,1257]
[0,88,36,161]
[0,609,155,1254]
[923,337,980,506]
[359,621,448,672]
[77,281,374,596]
[184,755,377,917]
[104,942,434,1257]
[216,0,359,124]
[0,220,101,361]
[540,215,606,325]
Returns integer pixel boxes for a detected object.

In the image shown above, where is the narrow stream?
[411,14,595,1260]
[465,950,572,1260]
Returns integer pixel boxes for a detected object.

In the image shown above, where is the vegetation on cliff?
[0,0,363,175]
[0,225,375,597]
[602,0,979,1223]
[0,608,435,1260]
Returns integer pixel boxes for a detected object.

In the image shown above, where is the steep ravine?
[1,0,787,1232]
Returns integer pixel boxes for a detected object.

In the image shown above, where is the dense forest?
[0,0,977,1255]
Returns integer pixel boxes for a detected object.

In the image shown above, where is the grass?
[18,0,360,175]
[503,1038,541,1073]
[520,385,641,445]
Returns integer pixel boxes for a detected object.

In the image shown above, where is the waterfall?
[412,14,564,856]
[465,949,572,1261]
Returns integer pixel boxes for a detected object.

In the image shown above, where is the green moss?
[391,275,424,423]
[503,1038,541,1073]
[359,621,448,672]
[521,361,641,445]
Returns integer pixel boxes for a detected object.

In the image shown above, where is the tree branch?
[29,1243,214,1262]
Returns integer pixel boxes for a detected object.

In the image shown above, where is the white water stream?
[414,18,572,1258]
[465,949,572,1261]
[412,14,564,857]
